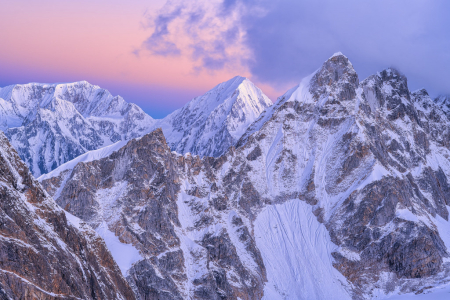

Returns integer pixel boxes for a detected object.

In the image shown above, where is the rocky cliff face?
[41,53,450,299]
[40,129,267,300]
[0,131,135,299]
[0,81,155,177]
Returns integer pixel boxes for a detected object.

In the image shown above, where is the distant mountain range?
[0,77,272,177]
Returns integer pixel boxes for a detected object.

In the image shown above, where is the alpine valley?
[2,53,450,299]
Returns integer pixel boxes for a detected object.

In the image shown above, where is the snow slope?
[38,139,128,181]
[96,222,143,276]
[254,199,351,299]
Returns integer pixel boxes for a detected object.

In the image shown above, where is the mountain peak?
[307,52,359,102]
[206,75,254,102]
[229,75,247,82]
[411,88,429,98]
[316,52,358,84]
[153,76,272,157]
[378,67,407,83]
[324,51,354,70]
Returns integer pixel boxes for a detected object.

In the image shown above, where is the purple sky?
[1,0,449,118]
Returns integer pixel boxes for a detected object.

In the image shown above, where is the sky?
[0,0,449,118]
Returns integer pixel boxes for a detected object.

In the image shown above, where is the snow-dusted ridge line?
[38,139,128,181]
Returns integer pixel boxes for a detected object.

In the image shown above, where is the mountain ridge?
[0,80,156,176]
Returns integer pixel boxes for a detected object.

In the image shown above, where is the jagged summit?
[152,75,272,157]
[412,88,429,95]
[237,52,360,146]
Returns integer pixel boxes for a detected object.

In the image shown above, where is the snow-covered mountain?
[40,53,450,299]
[1,77,271,177]
[0,81,155,177]
[152,76,273,157]
[0,131,135,299]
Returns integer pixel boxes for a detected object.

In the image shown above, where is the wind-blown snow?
[254,199,351,300]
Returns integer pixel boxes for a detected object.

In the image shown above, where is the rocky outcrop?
[41,53,450,299]
[0,132,135,299]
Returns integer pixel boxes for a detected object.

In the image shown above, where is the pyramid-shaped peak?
[202,75,266,105]
[311,52,359,90]
[230,75,247,82]
[215,75,251,92]
[154,75,272,157]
